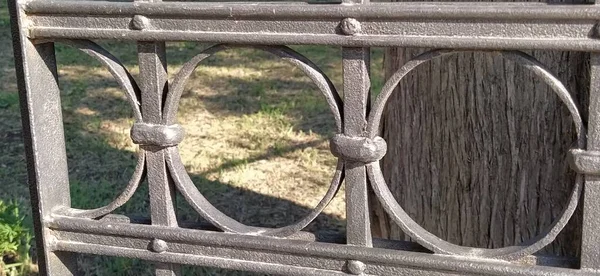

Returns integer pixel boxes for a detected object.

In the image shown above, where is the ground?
[0,1,384,275]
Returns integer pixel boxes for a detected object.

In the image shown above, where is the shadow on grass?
[56,42,344,138]
[0,71,345,276]
[61,70,344,225]
[65,124,344,276]
[51,46,346,275]
[55,41,385,137]
[1,32,345,276]
[0,1,351,271]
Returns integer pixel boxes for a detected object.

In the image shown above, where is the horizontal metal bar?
[54,241,345,276]
[27,25,600,51]
[23,1,600,21]
[66,213,584,268]
[48,216,593,275]
[24,1,600,50]
[53,231,348,276]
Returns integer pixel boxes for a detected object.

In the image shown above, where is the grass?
[0,1,384,274]
[0,200,35,276]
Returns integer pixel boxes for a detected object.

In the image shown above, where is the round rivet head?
[346,260,366,275]
[151,239,168,253]
[340,18,361,36]
[131,15,150,30]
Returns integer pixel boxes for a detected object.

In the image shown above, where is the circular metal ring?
[54,40,145,219]
[58,40,142,122]
[63,152,145,219]
[366,49,585,260]
[164,44,344,237]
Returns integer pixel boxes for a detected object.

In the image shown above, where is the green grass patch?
[0,92,18,109]
[0,200,35,276]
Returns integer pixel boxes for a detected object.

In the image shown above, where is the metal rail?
[23,2,600,50]
[8,0,600,274]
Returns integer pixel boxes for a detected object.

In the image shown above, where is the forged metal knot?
[568,149,600,176]
[130,123,184,147]
[330,134,387,163]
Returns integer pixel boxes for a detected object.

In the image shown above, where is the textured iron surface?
[130,123,185,148]
[24,2,600,51]
[8,0,600,275]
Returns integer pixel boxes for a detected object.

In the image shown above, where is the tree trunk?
[374,4,589,257]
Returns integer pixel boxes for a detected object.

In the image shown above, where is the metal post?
[9,0,77,274]
[580,53,600,271]
[135,2,180,274]
[342,47,372,249]
[341,0,372,253]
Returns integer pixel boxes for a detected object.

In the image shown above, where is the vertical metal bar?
[342,47,373,248]
[9,1,77,275]
[581,53,600,270]
[135,5,180,275]
[138,43,180,276]
[341,0,372,252]
[581,0,600,264]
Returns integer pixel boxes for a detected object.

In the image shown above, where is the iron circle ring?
[366,49,585,261]
[53,39,145,219]
[164,44,344,237]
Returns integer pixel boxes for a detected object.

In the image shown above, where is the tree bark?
[375,6,589,256]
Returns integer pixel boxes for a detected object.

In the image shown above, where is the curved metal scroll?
[164,44,344,237]
[366,49,585,260]
[54,40,145,219]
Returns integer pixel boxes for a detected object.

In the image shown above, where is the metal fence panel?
[9,0,600,274]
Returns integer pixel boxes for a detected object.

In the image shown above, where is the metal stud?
[130,15,150,30]
[340,18,361,36]
[151,239,168,253]
[346,260,366,275]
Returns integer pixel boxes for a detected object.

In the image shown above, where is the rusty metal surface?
[7,0,600,275]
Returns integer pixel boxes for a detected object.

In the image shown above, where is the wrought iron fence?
[8,0,600,274]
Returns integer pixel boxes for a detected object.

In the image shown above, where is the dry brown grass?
[0,3,384,273]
